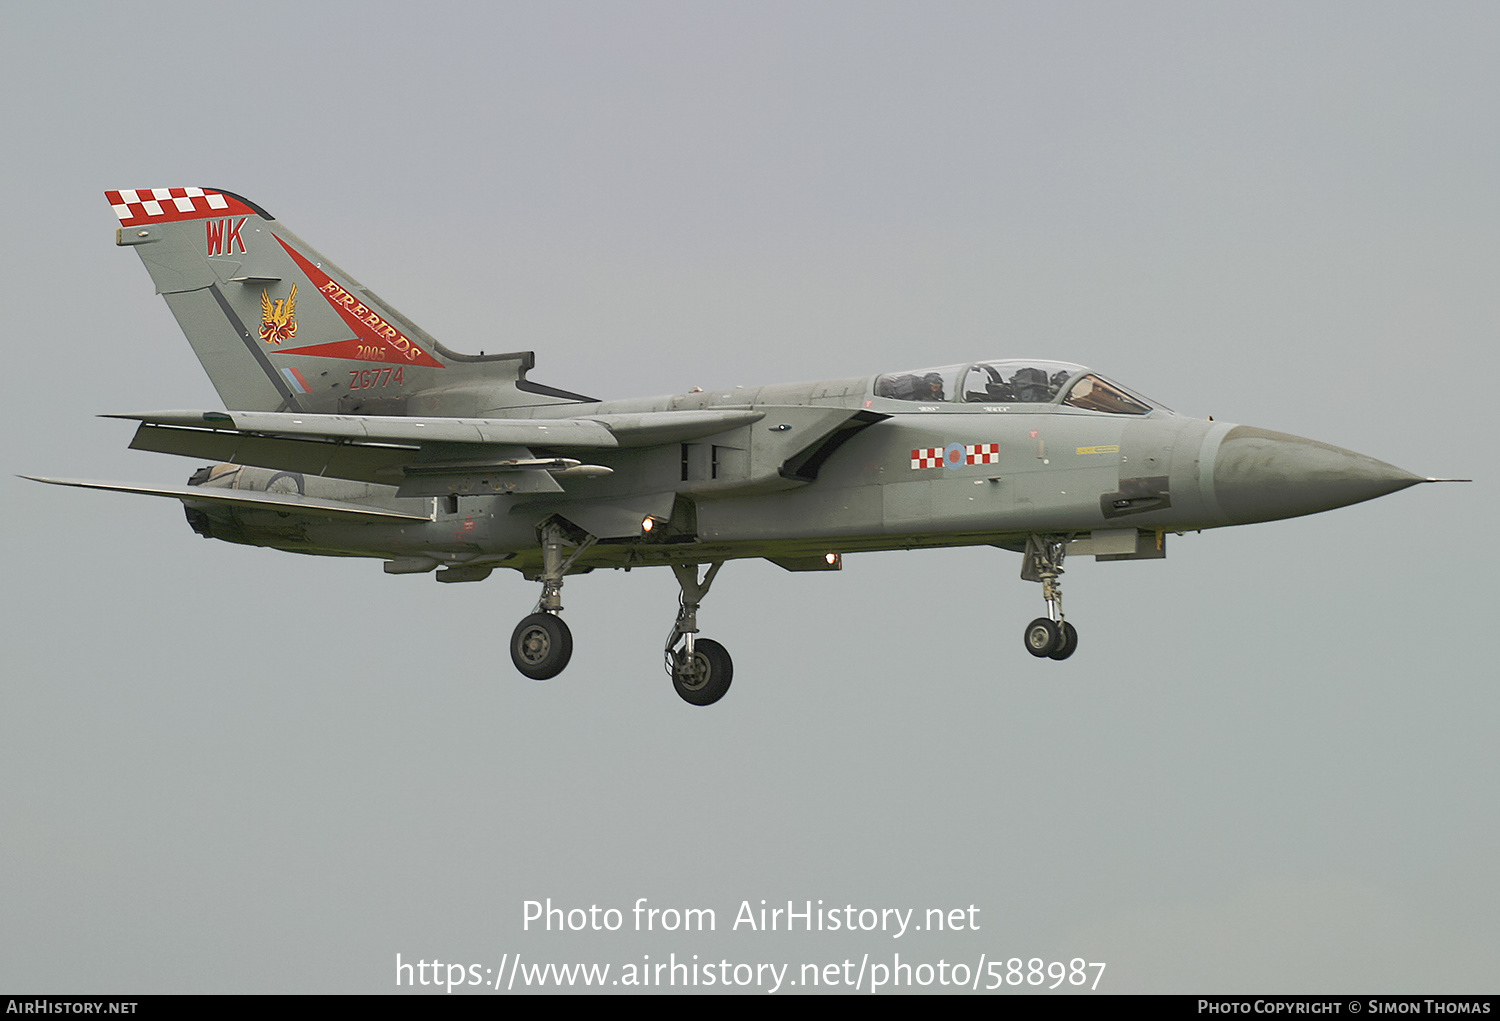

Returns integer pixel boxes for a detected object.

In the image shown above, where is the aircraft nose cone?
[1212,425,1423,525]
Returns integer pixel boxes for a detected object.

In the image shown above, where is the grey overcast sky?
[2,0,1494,994]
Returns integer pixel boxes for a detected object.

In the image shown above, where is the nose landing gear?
[1021,535,1078,661]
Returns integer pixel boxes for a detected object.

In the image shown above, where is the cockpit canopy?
[872,359,1157,415]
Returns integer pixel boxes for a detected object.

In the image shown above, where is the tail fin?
[107,188,585,415]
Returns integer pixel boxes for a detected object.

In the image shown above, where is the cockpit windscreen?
[872,360,1158,414]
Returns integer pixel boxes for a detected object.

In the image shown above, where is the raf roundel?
[944,442,967,469]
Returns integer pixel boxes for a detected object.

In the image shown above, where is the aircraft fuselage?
[186,375,1421,579]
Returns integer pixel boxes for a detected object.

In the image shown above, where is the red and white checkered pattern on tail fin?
[106,188,255,226]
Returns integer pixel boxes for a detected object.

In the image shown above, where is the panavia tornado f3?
[29,188,1465,705]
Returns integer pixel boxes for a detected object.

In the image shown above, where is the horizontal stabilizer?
[22,476,432,522]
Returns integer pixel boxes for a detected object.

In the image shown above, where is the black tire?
[1024,618,1060,658]
[672,638,733,706]
[510,612,573,680]
[1048,621,1079,661]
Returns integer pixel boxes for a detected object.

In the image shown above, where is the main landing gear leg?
[1021,534,1078,661]
[510,522,597,680]
[664,562,732,706]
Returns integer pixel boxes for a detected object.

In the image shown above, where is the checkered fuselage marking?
[909,443,1001,469]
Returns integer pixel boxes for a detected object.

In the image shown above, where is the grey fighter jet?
[28,188,1463,705]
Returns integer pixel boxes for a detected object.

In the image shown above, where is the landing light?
[825,552,841,566]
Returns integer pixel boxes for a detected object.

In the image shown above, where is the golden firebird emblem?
[259,284,298,345]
